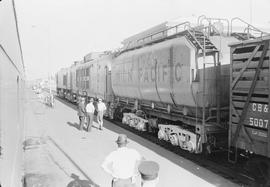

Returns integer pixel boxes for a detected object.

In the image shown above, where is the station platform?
[23,89,239,187]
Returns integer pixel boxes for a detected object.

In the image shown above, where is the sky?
[14,0,270,80]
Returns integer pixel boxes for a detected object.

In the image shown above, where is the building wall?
[0,0,25,186]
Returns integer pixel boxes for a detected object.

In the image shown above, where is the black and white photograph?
[1,0,270,186]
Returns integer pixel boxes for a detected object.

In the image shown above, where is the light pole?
[249,0,253,24]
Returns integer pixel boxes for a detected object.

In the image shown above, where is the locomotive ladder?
[228,40,270,163]
[185,28,218,56]
[185,24,222,150]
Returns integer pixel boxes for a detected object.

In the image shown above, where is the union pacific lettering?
[138,61,182,83]
[114,55,183,83]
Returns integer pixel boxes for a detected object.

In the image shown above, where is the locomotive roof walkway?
[118,16,269,57]
[23,89,240,187]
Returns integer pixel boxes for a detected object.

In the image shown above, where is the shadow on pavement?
[67,121,101,132]
[67,173,99,187]
[67,122,80,130]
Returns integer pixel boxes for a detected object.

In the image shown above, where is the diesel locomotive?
[56,16,270,159]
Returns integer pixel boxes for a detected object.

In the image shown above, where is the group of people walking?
[77,97,107,131]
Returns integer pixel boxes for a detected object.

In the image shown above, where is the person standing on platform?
[97,98,106,130]
[77,97,86,131]
[138,161,159,187]
[49,92,54,107]
[86,98,95,132]
[102,134,143,187]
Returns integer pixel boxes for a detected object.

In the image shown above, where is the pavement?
[23,89,240,187]
[23,91,93,187]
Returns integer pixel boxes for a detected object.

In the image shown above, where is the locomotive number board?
[246,103,269,130]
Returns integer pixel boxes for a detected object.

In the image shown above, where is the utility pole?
[249,0,253,24]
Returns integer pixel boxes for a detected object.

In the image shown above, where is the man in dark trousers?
[86,98,95,132]
[77,97,86,131]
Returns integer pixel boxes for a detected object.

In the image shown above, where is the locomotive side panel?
[76,63,89,96]
[76,66,82,94]
[70,65,77,93]
[89,62,97,97]
[56,68,67,91]
[195,64,230,108]
[66,68,71,90]
[112,37,197,107]
[96,56,112,100]
[229,37,270,158]
[86,55,112,99]
[112,53,141,99]
[170,42,194,106]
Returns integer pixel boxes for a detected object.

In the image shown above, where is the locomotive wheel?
[158,129,165,140]
[114,107,131,122]
[169,134,179,146]
[245,157,270,186]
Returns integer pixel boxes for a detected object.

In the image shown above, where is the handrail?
[121,17,224,53]
[200,17,229,29]
[199,17,230,36]
[202,20,221,37]
[136,21,191,45]
[173,23,207,51]
[243,26,269,38]
[243,27,257,39]
[197,15,206,25]
[231,17,268,38]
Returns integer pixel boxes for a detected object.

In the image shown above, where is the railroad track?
[49,92,259,186]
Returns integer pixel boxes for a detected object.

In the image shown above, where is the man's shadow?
[67,121,101,131]
[67,122,80,130]
[67,173,99,187]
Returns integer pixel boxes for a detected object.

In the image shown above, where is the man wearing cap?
[86,98,95,132]
[96,98,106,130]
[77,97,86,131]
[102,134,143,187]
[138,161,159,187]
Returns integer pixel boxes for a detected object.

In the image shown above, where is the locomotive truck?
[56,16,269,158]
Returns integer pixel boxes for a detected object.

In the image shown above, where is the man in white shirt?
[102,134,143,187]
[86,98,95,132]
[97,98,107,130]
